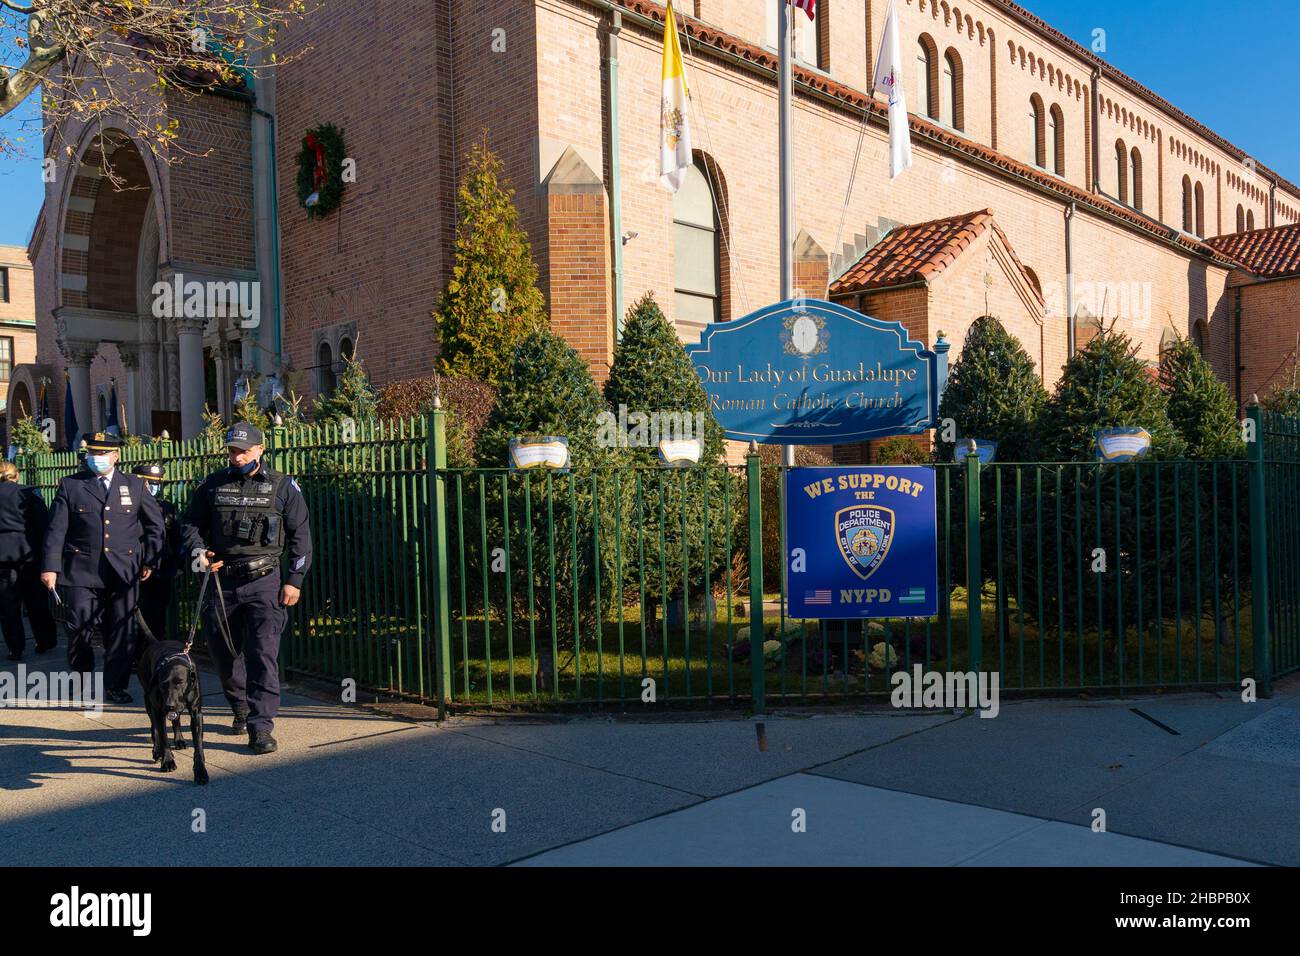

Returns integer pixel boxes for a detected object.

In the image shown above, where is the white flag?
[872,0,913,179]
[660,0,693,192]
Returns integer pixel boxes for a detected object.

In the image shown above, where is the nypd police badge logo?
[835,505,894,580]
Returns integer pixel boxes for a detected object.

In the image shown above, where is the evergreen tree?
[1261,362,1300,419]
[602,293,736,614]
[1160,335,1245,459]
[436,135,548,387]
[10,416,51,456]
[312,353,379,425]
[603,293,726,464]
[1037,326,1186,461]
[475,330,627,650]
[936,315,1047,462]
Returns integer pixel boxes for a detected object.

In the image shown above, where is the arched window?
[317,341,336,396]
[1193,319,1208,355]
[1182,176,1193,232]
[339,337,354,364]
[673,158,722,336]
[1194,181,1205,237]
[917,36,938,119]
[942,49,963,129]
[1130,148,1143,211]
[1115,140,1128,204]
[1030,94,1045,167]
[1049,104,1065,176]
[1235,204,1245,232]
[1247,209,1255,230]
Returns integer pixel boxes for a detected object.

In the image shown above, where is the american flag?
[804,589,832,605]
[788,0,816,20]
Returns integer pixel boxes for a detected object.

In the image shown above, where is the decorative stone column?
[170,316,207,439]
[137,320,160,435]
[60,340,97,447]
[117,343,141,436]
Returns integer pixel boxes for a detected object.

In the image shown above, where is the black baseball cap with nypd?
[225,422,264,450]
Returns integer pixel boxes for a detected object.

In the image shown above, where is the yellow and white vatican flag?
[872,0,913,179]
[659,0,693,193]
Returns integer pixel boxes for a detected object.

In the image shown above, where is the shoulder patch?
[290,477,302,493]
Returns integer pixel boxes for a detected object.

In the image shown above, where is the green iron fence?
[18,405,1294,711]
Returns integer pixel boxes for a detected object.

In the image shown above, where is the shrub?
[1160,336,1245,460]
[936,315,1047,462]
[435,134,548,387]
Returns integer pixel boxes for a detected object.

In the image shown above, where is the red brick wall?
[547,190,613,381]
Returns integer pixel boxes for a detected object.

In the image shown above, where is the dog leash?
[185,565,212,653]
[210,567,239,661]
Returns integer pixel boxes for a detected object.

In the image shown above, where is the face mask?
[146,482,161,497]
[86,455,113,475]
[238,458,260,475]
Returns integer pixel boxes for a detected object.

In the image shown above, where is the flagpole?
[778,4,795,634]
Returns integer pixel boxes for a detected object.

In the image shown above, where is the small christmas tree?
[10,415,52,456]
[936,315,1048,462]
[1037,325,1186,461]
[312,353,378,425]
[435,134,548,387]
[1160,335,1245,459]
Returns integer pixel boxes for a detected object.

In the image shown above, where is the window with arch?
[942,49,963,129]
[916,36,938,120]
[339,337,355,364]
[1049,104,1064,176]
[1115,139,1128,204]
[1030,94,1045,168]
[1130,148,1142,211]
[673,158,722,335]
[1193,319,1208,355]
[317,341,336,397]
[1247,209,1255,230]
[1181,176,1193,232]
[1194,181,1205,237]
[1236,204,1245,232]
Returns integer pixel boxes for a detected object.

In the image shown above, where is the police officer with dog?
[181,422,311,755]
[40,431,165,703]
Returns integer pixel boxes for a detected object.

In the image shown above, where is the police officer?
[132,462,181,643]
[181,422,311,754]
[0,461,56,660]
[40,432,165,703]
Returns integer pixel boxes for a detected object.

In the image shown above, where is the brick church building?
[13,0,1300,445]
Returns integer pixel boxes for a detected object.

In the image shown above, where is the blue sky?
[0,0,1295,247]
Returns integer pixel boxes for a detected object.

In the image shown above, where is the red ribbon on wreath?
[304,132,327,190]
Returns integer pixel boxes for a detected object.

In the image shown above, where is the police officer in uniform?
[40,432,165,703]
[181,422,311,754]
[132,462,181,643]
[0,461,56,660]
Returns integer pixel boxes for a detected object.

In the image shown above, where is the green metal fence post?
[428,402,454,717]
[964,447,983,676]
[746,444,765,715]
[1248,404,1272,698]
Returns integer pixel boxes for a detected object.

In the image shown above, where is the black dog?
[135,609,208,785]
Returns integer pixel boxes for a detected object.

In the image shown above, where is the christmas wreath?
[296,122,347,218]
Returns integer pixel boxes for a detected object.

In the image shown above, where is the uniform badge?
[835,505,894,581]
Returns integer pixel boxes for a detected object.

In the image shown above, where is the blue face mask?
[86,454,113,476]
[238,458,259,475]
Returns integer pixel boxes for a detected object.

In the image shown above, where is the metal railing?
[18,405,1294,712]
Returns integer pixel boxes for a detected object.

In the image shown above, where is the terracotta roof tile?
[830,209,994,294]
[1205,223,1300,279]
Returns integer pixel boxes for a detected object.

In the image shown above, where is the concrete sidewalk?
[2,649,1296,866]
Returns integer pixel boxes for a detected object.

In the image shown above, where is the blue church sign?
[685,299,948,445]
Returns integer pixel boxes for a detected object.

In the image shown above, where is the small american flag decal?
[804,589,832,605]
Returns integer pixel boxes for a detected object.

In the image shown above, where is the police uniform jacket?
[0,482,48,565]
[155,498,183,581]
[41,469,166,587]
[180,460,312,588]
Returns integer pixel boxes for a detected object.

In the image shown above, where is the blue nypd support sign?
[685,298,947,444]
[786,466,939,619]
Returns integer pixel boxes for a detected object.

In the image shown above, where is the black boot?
[231,710,249,734]
[248,729,277,754]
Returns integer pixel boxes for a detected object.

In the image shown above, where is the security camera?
[621,230,638,245]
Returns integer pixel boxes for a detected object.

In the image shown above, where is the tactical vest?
[208,470,286,562]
